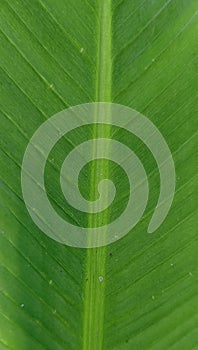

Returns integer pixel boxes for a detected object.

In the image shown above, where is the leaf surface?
[0,1,197,349]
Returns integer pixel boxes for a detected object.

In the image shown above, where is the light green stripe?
[82,0,112,349]
[96,0,112,102]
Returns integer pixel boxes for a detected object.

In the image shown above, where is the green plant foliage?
[0,1,197,349]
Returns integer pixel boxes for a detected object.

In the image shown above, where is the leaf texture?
[0,1,197,349]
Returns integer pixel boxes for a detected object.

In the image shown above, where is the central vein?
[82,1,112,349]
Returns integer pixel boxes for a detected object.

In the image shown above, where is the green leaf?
[0,1,197,349]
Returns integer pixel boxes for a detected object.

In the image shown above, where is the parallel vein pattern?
[0,1,197,350]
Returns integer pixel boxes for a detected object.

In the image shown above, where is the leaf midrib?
[82,1,112,349]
